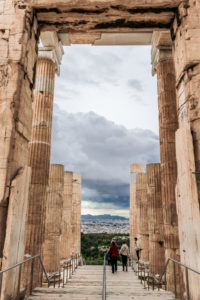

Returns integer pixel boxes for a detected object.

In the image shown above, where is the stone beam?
[28,0,181,9]
[26,0,181,40]
[94,32,153,46]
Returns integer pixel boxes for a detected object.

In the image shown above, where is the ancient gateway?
[0,0,200,299]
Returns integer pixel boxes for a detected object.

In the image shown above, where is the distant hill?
[81,214,129,220]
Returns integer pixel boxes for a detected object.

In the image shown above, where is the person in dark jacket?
[108,240,118,273]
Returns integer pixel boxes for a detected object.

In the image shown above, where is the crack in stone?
[94,19,174,29]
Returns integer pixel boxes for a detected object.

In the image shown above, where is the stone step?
[27,266,176,300]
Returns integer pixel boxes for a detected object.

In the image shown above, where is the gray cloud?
[50,105,160,210]
[127,79,143,91]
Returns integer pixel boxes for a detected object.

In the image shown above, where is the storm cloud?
[50,105,160,211]
[52,45,159,216]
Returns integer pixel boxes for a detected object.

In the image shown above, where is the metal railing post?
[173,261,177,298]
[185,267,190,300]
[59,269,61,288]
[102,252,107,300]
[17,264,22,300]
[0,272,2,298]
[30,258,35,295]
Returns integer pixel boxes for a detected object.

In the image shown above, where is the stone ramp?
[28,265,175,300]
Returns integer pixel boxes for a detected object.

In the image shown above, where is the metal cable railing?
[158,258,200,300]
[0,253,81,299]
[102,252,107,300]
[131,257,200,300]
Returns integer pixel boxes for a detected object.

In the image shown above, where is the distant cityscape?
[81,214,129,234]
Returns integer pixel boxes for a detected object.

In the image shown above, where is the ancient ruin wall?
[61,171,73,260]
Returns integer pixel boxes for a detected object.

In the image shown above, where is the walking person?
[134,237,141,262]
[108,240,118,274]
[119,241,129,271]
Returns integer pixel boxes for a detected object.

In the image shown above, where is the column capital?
[151,31,173,76]
[39,31,64,75]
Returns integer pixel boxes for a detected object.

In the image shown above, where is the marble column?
[0,3,38,299]
[152,31,182,296]
[43,164,64,272]
[71,173,82,255]
[173,2,200,298]
[136,172,149,262]
[129,164,145,257]
[0,0,38,266]
[146,163,165,275]
[61,171,73,260]
[23,32,64,288]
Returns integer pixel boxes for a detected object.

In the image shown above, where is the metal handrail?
[0,253,81,299]
[102,252,107,300]
[0,254,49,298]
[158,258,200,300]
[131,256,200,300]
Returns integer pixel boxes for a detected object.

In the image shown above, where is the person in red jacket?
[108,240,118,273]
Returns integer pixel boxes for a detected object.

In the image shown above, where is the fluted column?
[0,4,38,299]
[61,171,73,260]
[136,173,149,262]
[71,173,82,255]
[23,33,64,288]
[25,57,55,256]
[43,164,64,272]
[152,31,182,295]
[129,164,145,257]
[147,163,165,275]
[173,3,200,298]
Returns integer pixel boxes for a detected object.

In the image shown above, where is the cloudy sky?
[50,45,160,217]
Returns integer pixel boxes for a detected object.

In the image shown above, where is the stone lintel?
[151,31,172,75]
[94,32,153,46]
